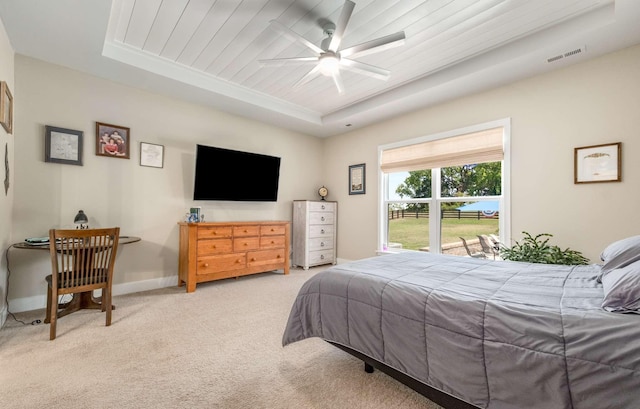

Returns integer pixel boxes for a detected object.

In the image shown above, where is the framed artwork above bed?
[574,142,621,184]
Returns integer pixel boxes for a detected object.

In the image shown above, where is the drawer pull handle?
[277,254,281,258]
[271,228,275,232]
[320,242,325,247]
[271,240,275,244]
[244,243,248,246]
[236,259,242,263]
[204,263,209,267]
[251,258,256,261]
[321,205,325,209]
[321,217,325,221]
[321,229,325,234]
[213,245,216,249]
[320,255,325,260]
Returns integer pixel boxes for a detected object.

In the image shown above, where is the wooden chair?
[459,237,487,259]
[46,227,120,340]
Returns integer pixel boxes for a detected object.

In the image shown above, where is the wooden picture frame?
[0,81,13,134]
[96,122,130,159]
[349,163,366,195]
[45,126,83,166]
[140,142,164,168]
[574,142,621,184]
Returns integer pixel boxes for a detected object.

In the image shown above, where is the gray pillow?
[601,262,640,313]
[600,235,640,273]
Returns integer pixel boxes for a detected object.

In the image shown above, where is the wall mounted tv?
[193,144,281,202]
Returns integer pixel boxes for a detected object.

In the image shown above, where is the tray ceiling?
[2,0,640,137]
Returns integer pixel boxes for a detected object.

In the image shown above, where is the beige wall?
[0,18,14,326]
[9,56,324,312]
[7,43,640,314]
[325,44,640,263]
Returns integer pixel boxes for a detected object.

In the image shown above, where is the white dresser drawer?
[309,202,335,212]
[309,225,334,238]
[309,250,335,265]
[309,237,334,251]
[309,212,335,225]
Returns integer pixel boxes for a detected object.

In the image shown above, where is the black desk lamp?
[74,210,88,229]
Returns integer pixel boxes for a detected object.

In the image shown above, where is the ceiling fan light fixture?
[319,52,340,76]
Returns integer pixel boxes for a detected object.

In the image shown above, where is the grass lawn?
[388,217,499,250]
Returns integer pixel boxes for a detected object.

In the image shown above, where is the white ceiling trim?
[102,39,323,125]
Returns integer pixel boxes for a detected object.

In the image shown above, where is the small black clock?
[318,186,328,201]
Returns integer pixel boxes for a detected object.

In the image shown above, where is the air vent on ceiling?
[546,45,586,64]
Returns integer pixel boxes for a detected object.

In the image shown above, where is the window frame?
[377,118,511,254]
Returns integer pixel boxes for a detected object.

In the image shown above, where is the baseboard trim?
[8,275,179,313]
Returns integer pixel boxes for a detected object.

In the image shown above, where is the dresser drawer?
[197,254,246,275]
[309,202,334,212]
[309,250,334,265]
[309,225,334,238]
[233,225,260,237]
[197,226,232,239]
[309,237,334,251]
[197,238,233,256]
[234,237,260,252]
[261,225,286,236]
[309,212,335,225]
[260,235,285,249]
[247,249,286,267]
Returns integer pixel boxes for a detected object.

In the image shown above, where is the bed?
[282,245,640,409]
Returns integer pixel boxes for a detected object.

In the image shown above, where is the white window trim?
[377,118,511,253]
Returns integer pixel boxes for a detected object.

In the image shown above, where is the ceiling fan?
[258,0,405,94]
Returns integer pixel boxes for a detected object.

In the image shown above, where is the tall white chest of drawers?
[292,200,337,270]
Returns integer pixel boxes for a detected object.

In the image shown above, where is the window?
[378,119,510,257]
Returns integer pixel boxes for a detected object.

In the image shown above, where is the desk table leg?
[44,291,116,323]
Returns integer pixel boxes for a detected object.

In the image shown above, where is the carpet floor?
[0,267,443,409]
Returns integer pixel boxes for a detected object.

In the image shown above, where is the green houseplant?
[499,232,589,265]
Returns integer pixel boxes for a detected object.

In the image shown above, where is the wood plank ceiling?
[105,0,613,117]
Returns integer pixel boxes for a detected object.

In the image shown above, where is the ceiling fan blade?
[258,57,318,67]
[339,31,405,59]
[293,65,322,90]
[328,0,355,51]
[340,58,390,81]
[331,70,345,94]
[268,20,323,55]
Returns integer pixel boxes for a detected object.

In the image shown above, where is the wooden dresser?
[292,200,337,270]
[178,221,290,292]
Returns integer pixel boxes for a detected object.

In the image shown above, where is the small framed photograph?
[45,126,83,166]
[349,163,366,195]
[574,142,621,184]
[140,142,164,168]
[96,122,130,159]
[0,81,13,134]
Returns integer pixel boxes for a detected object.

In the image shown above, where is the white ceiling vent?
[546,46,587,64]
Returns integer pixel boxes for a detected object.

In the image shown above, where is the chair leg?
[48,286,57,340]
[104,287,112,327]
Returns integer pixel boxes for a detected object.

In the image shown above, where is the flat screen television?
[193,144,281,201]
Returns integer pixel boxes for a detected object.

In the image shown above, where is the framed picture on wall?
[0,81,13,134]
[140,142,164,168]
[96,122,130,159]
[349,163,366,195]
[574,142,621,184]
[44,126,83,166]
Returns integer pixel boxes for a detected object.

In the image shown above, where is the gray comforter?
[282,252,640,409]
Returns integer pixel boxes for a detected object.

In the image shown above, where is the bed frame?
[328,342,479,409]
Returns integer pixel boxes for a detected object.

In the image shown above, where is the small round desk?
[12,236,141,321]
